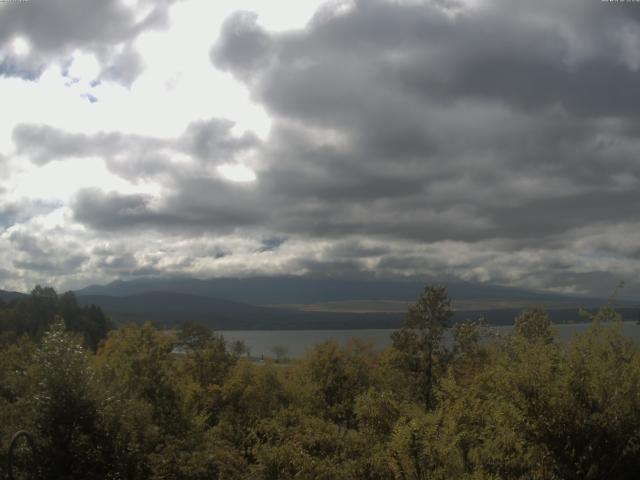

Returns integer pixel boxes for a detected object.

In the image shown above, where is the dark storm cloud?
[72,189,157,230]
[23,0,640,250]
[215,0,640,119]
[72,181,267,233]
[0,0,176,84]
[207,0,640,249]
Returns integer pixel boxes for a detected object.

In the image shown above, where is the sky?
[1,0,640,298]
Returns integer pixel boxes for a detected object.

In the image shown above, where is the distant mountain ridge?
[76,291,403,330]
[75,276,608,306]
[71,277,640,329]
[4,279,638,331]
[0,289,28,302]
[74,290,640,330]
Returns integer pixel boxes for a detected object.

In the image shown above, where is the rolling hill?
[75,291,404,330]
[4,278,638,330]
[75,276,615,306]
[74,290,640,329]
[0,289,28,303]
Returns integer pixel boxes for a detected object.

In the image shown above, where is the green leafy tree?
[178,320,214,350]
[251,408,392,480]
[178,323,235,389]
[29,319,109,479]
[230,339,251,358]
[0,287,110,349]
[391,285,453,408]
[271,345,288,363]
[422,307,640,479]
[95,323,186,435]
[176,322,237,426]
[389,410,434,480]
[292,339,376,428]
[0,337,37,477]
[214,360,289,465]
[513,308,554,343]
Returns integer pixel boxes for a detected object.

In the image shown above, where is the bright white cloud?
[66,51,100,82]
[7,157,160,203]
[217,163,257,182]
[11,36,30,56]
[0,0,323,223]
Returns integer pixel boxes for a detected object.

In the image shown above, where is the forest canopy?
[0,286,110,350]
[0,285,639,479]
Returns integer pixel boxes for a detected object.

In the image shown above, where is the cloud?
[211,11,273,81]
[72,189,156,230]
[71,180,267,233]
[12,117,259,176]
[8,229,88,275]
[180,118,260,162]
[206,0,640,293]
[0,0,177,85]
[3,0,640,297]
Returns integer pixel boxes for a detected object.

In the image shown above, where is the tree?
[94,323,187,436]
[271,345,288,363]
[251,407,393,480]
[0,287,110,349]
[177,324,237,426]
[178,321,214,350]
[231,339,251,358]
[214,360,289,466]
[449,318,490,384]
[513,308,554,343]
[30,319,109,479]
[424,307,640,479]
[0,337,37,476]
[391,285,453,409]
[291,339,376,428]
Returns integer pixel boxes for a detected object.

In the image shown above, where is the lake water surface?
[221,322,640,359]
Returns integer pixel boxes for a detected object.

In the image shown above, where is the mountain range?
[75,276,613,305]
[3,277,638,329]
[0,289,28,303]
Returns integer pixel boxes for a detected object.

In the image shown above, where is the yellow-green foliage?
[1,289,640,479]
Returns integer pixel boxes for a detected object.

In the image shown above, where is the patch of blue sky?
[0,213,14,229]
[80,92,98,103]
[259,236,288,252]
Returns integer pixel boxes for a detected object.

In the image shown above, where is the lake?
[221,322,640,359]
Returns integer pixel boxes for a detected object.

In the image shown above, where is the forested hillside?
[0,286,110,350]
[1,286,639,479]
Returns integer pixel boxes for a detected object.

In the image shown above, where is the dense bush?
[1,285,640,479]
